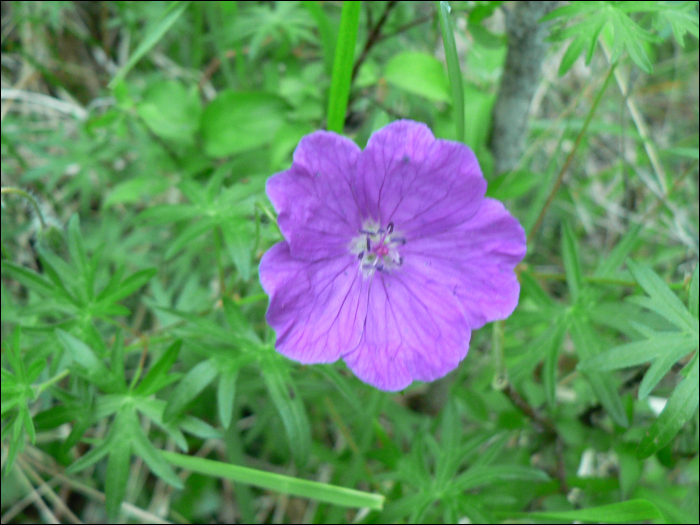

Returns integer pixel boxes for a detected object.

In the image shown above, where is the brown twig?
[501,384,569,493]
[351,1,399,82]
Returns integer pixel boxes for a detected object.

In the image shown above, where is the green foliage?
[384,52,451,103]
[545,1,699,75]
[1,1,698,523]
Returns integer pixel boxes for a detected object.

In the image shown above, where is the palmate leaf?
[543,1,693,75]
[581,261,698,456]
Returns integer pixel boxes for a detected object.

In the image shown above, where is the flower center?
[350,219,406,277]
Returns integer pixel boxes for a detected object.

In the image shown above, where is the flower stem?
[491,320,507,390]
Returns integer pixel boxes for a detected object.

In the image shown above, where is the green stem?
[527,64,617,244]
[1,187,47,229]
[492,320,507,390]
[33,369,70,397]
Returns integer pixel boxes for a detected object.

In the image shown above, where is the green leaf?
[454,465,549,491]
[1,260,54,296]
[571,319,628,427]
[97,268,157,306]
[56,330,122,393]
[638,347,685,400]
[384,52,450,104]
[131,425,184,489]
[562,223,583,303]
[108,1,190,88]
[104,177,171,207]
[580,333,697,372]
[326,0,360,133]
[511,499,664,523]
[202,91,287,157]
[137,80,202,144]
[222,223,254,281]
[223,297,260,344]
[161,451,384,510]
[637,352,699,458]
[509,319,566,383]
[105,416,133,522]
[302,0,336,74]
[595,224,642,277]
[66,429,116,474]
[689,263,698,319]
[627,260,696,333]
[66,215,89,284]
[163,358,219,421]
[217,365,239,429]
[558,34,588,76]
[135,340,182,397]
[438,1,465,141]
[261,352,311,468]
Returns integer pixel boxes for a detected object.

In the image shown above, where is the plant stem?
[527,64,617,244]
[1,187,47,229]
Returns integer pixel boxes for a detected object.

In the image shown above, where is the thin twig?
[375,13,433,43]
[527,64,617,244]
[501,384,569,493]
[351,1,399,82]
[0,476,61,523]
[12,460,60,524]
[23,447,174,524]
[17,456,83,524]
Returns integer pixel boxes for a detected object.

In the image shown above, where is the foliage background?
[1,1,698,523]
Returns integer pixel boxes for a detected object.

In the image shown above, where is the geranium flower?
[259,120,526,391]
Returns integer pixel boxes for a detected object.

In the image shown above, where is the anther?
[387,222,394,233]
[366,236,371,251]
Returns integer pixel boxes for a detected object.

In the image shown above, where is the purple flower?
[259,120,526,391]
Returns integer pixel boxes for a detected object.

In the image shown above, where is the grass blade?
[326,1,361,133]
[437,1,465,142]
[108,2,190,88]
[161,451,385,510]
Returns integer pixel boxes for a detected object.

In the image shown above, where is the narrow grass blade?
[108,2,190,88]
[326,1,361,133]
[437,1,465,142]
[507,499,664,523]
[161,451,385,510]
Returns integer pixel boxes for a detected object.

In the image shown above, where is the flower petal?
[402,198,526,329]
[266,131,362,260]
[355,120,486,237]
[342,271,471,391]
[260,242,370,364]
